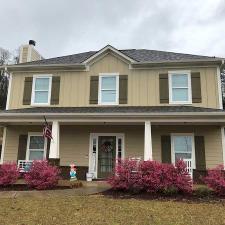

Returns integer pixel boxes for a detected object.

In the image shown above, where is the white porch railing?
[18,160,33,172]
[183,159,193,177]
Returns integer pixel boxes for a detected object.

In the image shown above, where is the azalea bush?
[204,165,225,196]
[0,163,20,186]
[108,159,192,194]
[24,160,61,190]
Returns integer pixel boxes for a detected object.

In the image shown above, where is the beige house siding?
[8,53,220,109]
[3,124,222,169]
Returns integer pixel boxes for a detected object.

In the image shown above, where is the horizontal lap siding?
[3,125,223,169]
[152,125,223,168]
[60,125,144,166]
[3,125,43,162]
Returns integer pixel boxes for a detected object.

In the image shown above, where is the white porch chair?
[183,158,193,178]
[17,160,33,173]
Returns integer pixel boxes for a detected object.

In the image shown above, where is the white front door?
[171,134,195,176]
[89,133,124,179]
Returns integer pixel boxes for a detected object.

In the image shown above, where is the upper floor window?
[31,75,52,105]
[169,71,192,104]
[98,74,119,105]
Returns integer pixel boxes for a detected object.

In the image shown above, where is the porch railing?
[183,159,193,177]
[18,160,33,172]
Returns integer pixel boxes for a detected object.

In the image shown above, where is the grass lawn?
[0,195,225,225]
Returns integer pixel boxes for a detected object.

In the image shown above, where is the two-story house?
[0,41,225,181]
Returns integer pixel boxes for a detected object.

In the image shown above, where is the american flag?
[43,117,52,140]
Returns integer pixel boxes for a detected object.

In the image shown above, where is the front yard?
[0,195,225,225]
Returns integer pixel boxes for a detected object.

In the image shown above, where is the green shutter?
[89,76,99,104]
[17,135,28,161]
[159,74,169,103]
[161,136,171,163]
[23,77,33,105]
[51,76,60,105]
[195,136,206,170]
[119,75,128,104]
[46,138,51,160]
[191,72,202,103]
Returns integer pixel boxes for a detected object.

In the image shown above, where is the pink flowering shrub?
[204,165,225,196]
[24,160,61,190]
[0,163,20,186]
[108,159,192,194]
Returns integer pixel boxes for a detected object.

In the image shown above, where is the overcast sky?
[0,0,224,59]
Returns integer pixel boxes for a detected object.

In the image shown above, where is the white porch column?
[49,121,60,159]
[0,127,7,164]
[144,121,153,161]
[221,126,225,167]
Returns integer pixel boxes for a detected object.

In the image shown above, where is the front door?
[98,136,116,178]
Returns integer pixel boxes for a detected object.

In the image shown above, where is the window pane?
[34,91,49,103]
[175,153,192,161]
[172,74,188,87]
[174,136,192,153]
[101,90,116,103]
[29,151,44,160]
[172,88,188,101]
[35,78,49,90]
[102,77,116,90]
[29,136,45,150]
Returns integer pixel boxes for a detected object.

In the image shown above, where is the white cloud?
[0,0,224,58]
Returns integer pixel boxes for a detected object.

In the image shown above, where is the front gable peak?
[83,45,137,65]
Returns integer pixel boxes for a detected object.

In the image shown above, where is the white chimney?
[19,40,44,63]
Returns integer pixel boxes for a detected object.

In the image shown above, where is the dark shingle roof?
[1,106,224,114]
[19,48,219,66]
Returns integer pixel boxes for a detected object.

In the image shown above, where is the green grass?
[0,195,225,225]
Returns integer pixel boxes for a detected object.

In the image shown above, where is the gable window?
[31,75,52,105]
[26,133,46,160]
[99,74,119,105]
[169,71,192,104]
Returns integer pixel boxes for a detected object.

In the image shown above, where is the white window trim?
[168,70,192,105]
[26,132,47,161]
[171,133,196,169]
[31,74,52,106]
[89,133,125,179]
[98,73,119,105]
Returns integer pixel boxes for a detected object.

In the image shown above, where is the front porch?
[1,121,225,181]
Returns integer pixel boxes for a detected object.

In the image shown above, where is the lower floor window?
[27,135,46,160]
[171,134,194,163]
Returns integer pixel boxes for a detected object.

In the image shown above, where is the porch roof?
[1,106,224,114]
[0,106,225,125]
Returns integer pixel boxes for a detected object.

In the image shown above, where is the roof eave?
[131,59,223,68]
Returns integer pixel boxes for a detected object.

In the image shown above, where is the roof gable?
[83,45,137,64]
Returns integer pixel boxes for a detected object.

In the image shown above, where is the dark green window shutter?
[161,136,171,163]
[17,135,28,161]
[23,77,33,105]
[195,136,206,170]
[159,74,169,103]
[89,76,99,104]
[191,72,202,103]
[51,76,60,105]
[46,138,51,160]
[119,75,128,104]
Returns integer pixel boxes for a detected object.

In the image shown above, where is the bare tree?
[0,47,10,109]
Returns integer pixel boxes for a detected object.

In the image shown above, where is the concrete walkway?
[0,181,111,199]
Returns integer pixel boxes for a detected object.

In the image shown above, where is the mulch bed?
[100,189,225,203]
[0,180,83,191]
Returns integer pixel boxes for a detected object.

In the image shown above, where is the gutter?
[1,58,224,72]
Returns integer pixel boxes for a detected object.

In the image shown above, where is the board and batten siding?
[3,125,223,169]
[8,53,220,109]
